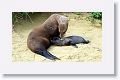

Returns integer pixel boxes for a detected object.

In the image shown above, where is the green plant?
[12,12,33,25]
[91,12,102,20]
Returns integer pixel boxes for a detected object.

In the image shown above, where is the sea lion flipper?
[71,44,78,48]
[69,41,78,48]
[35,48,60,60]
[83,40,90,44]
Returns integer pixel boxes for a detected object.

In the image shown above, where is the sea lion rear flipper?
[35,48,60,60]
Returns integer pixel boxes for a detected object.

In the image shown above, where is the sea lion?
[27,14,68,60]
[51,36,90,48]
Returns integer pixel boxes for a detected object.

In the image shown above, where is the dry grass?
[12,13,102,62]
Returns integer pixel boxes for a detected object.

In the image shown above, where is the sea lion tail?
[35,48,60,60]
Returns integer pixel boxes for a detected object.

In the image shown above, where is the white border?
[0,0,114,74]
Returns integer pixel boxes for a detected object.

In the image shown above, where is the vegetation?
[74,12,102,20]
[12,12,102,28]
[12,12,33,25]
[91,12,102,20]
[74,12,82,15]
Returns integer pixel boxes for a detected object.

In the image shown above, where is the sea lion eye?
[49,26,53,30]
[50,26,53,30]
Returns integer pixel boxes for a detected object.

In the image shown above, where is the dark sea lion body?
[27,14,68,60]
[51,36,89,48]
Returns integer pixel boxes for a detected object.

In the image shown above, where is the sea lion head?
[58,16,68,38]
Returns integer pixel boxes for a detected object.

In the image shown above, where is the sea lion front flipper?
[71,44,78,48]
[69,41,78,48]
[35,48,60,60]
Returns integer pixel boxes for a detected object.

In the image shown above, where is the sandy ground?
[12,13,102,62]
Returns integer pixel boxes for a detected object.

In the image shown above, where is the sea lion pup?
[51,36,90,48]
[27,14,68,60]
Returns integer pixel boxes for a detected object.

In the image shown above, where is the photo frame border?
[0,0,114,74]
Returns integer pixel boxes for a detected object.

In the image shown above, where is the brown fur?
[27,14,68,60]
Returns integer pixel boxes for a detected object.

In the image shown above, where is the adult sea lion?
[27,14,68,60]
[51,36,90,48]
